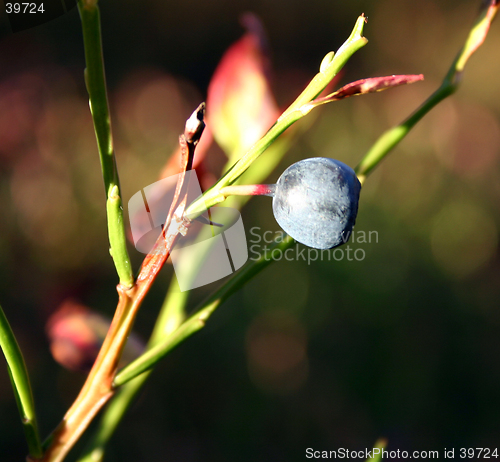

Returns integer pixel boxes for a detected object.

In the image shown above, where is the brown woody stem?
[36,106,205,462]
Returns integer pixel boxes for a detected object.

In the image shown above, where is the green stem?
[185,15,368,219]
[355,83,453,180]
[355,1,498,180]
[0,303,42,459]
[368,439,388,462]
[79,0,133,287]
[113,235,296,387]
[75,373,148,462]
[112,306,211,387]
[77,233,294,459]
[77,275,191,462]
[279,14,368,119]
[74,5,500,459]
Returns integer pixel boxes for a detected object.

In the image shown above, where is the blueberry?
[272,157,361,249]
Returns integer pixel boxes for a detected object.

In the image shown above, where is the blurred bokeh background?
[1,0,500,460]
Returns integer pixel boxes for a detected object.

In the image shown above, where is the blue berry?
[272,157,361,249]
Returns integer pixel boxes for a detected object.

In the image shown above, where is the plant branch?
[185,14,368,220]
[76,372,150,462]
[78,233,295,460]
[79,0,133,287]
[37,106,205,462]
[355,0,499,182]
[76,276,188,462]
[368,439,388,462]
[114,235,296,387]
[278,14,368,120]
[0,303,43,460]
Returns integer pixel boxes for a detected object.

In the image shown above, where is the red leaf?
[306,74,424,109]
[46,300,144,372]
[206,14,280,158]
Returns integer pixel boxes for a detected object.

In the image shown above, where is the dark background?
[1,0,500,461]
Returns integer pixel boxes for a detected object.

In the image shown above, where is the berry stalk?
[219,184,276,197]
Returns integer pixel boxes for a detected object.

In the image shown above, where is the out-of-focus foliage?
[46,299,144,372]
[1,0,500,461]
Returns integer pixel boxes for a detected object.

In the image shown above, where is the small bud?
[184,103,206,145]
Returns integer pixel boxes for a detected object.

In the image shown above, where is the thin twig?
[37,106,205,462]
[79,0,133,287]
[0,303,43,459]
[355,0,499,182]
